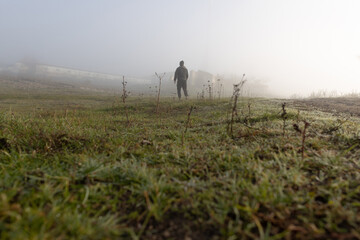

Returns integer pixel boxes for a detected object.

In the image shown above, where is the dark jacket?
[174,66,189,81]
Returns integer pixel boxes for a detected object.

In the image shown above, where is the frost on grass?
[0,94,359,239]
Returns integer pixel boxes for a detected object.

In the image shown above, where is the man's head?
[179,60,184,66]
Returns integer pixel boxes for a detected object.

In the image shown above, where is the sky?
[1,0,360,96]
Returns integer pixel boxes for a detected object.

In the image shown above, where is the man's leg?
[177,82,182,99]
[183,80,188,98]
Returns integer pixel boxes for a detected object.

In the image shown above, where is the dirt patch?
[0,137,10,150]
[293,98,360,116]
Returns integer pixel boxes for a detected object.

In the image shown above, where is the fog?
[1,0,360,97]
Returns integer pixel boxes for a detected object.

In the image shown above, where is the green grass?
[0,93,359,239]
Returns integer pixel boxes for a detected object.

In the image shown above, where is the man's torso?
[175,66,188,81]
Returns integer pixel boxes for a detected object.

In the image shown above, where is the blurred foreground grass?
[0,93,359,239]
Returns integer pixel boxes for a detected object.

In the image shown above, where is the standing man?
[174,60,189,99]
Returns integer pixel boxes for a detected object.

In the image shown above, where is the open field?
[0,93,359,239]
[294,98,360,117]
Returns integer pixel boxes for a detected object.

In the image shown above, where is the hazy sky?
[1,0,360,96]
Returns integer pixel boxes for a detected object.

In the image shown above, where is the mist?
[1,0,360,97]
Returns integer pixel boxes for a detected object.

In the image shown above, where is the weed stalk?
[121,76,130,124]
[208,80,213,100]
[281,102,287,137]
[182,105,194,144]
[227,74,246,137]
[301,120,310,159]
[155,72,165,113]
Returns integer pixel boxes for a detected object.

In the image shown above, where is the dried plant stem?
[182,105,194,144]
[208,81,212,100]
[184,106,194,134]
[229,94,238,137]
[121,76,129,124]
[227,74,246,137]
[155,72,165,114]
[301,120,310,159]
[281,102,287,137]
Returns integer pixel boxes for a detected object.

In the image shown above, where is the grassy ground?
[0,93,359,240]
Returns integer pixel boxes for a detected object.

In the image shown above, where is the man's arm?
[186,68,189,80]
[174,68,178,83]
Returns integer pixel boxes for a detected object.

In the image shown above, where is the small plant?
[155,72,165,113]
[182,105,195,144]
[227,74,246,137]
[293,120,310,159]
[281,102,287,137]
[244,99,253,125]
[121,76,130,124]
[201,85,206,99]
[301,121,310,159]
[207,80,213,100]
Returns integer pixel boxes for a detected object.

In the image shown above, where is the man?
[174,60,189,99]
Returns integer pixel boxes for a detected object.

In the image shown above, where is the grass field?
[0,92,359,239]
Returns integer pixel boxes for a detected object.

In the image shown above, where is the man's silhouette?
[174,60,189,99]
